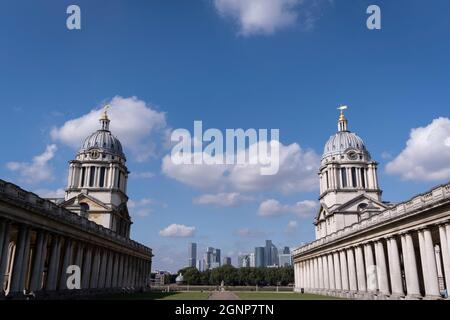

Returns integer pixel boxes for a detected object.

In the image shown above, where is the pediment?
[61,194,110,211]
[333,194,387,213]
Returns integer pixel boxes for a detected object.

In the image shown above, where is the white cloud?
[286,220,298,232]
[34,188,65,198]
[6,144,58,184]
[128,198,156,218]
[50,96,167,162]
[130,171,155,179]
[258,198,318,217]
[193,192,254,207]
[386,117,450,181]
[214,0,300,36]
[162,140,319,194]
[159,224,196,237]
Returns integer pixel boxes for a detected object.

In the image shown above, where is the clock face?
[347,151,357,160]
[90,150,100,159]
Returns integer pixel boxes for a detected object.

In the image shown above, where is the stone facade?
[293,109,450,300]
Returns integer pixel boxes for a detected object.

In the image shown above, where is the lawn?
[234,292,342,300]
[104,291,210,300]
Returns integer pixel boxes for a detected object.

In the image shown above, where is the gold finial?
[338,105,347,120]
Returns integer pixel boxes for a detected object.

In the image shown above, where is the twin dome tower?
[60,104,384,242]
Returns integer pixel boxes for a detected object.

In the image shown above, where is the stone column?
[30,231,47,292]
[347,248,358,292]
[10,225,31,293]
[418,228,440,298]
[364,242,378,292]
[319,256,325,290]
[438,224,450,292]
[46,235,62,291]
[0,221,12,289]
[339,250,349,291]
[333,252,342,291]
[112,253,119,288]
[59,238,74,290]
[105,251,114,288]
[98,250,108,289]
[355,245,367,293]
[74,243,84,271]
[327,254,335,290]
[304,260,309,289]
[400,232,420,297]
[387,236,404,296]
[374,240,390,295]
[81,246,92,289]
[313,258,319,290]
[322,255,329,290]
[90,249,101,289]
[117,254,124,288]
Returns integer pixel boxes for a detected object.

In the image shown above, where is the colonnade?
[0,218,151,297]
[294,223,450,299]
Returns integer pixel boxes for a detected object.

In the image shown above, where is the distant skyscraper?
[249,253,255,267]
[214,248,221,266]
[196,259,204,272]
[278,253,292,267]
[205,247,214,269]
[188,242,197,268]
[255,247,265,267]
[264,240,272,266]
[223,257,232,266]
[283,246,290,254]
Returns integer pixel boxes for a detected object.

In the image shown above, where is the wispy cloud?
[159,224,196,237]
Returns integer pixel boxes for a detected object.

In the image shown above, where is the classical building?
[293,108,450,299]
[0,108,152,298]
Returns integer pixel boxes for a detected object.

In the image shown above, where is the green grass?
[234,292,343,300]
[104,291,210,300]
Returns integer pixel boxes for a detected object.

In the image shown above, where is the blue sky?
[1,0,450,272]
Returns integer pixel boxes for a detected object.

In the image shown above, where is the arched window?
[80,203,90,217]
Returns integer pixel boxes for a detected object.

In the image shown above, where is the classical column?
[105,251,114,288]
[117,254,124,288]
[90,249,101,289]
[74,243,84,271]
[333,252,342,291]
[387,236,404,296]
[313,258,319,290]
[438,224,450,292]
[81,246,92,289]
[304,260,309,289]
[374,240,390,295]
[10,225,31,293]
[317,257,325,290]
[59,239,74,290]
[98,250,108,289]
[322,255,329,290]
[0,221,12,289]
[347,248,358,292]
[400,233,420,297]
[112,253,119,288]
[327,254,335,290]
[46,235,62,291]
[364,242,378,292]
[339,250,349,291]
[30,231,47,292]
[418,228,440,297]
[355,245,367,293]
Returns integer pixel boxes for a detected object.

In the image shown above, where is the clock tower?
[62,106,132,238]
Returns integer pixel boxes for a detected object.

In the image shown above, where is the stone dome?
[323,131,367,158]
[78,108,125,159]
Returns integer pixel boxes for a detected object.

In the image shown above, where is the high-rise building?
[278,253,292,267]
[205,247,214,269]
[223,257,232,266]
[214,248,221,266]
[264,240,272,266]
[249,253,255,267]
[255,247,265,267]
[283,246,290,254]
[196,259,205,272]
[188,242,197,268]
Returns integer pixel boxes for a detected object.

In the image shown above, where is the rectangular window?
[351,167,357,187]
[361,168,366,188]
[341,168,347,188]
[117,170,121,189]
[80,167,86,187]
[89,167,95,187]
[99,167,106,188]
[325,171,329,189]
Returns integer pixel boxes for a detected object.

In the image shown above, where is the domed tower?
[62,106,132,238]
[314,106,387,239]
